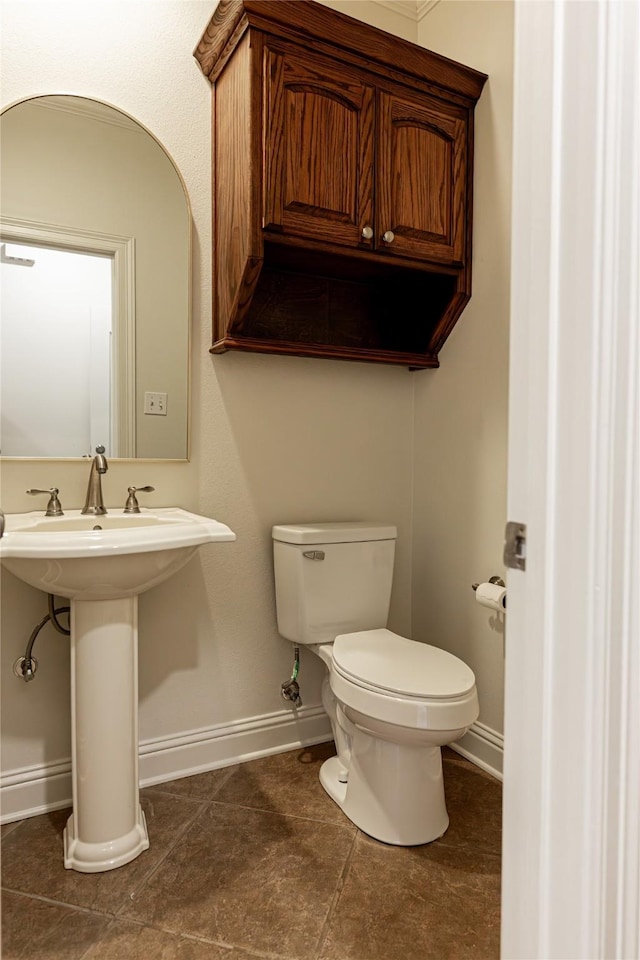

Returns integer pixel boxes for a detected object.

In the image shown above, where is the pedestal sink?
[0,507,235,872]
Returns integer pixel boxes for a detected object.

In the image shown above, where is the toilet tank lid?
[272,522,397,545]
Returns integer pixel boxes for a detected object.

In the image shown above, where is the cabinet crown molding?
[195,0,485,102]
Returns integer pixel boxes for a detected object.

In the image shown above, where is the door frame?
[0,216,136,457]
[502,1,639,957]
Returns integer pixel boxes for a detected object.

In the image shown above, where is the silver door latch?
[504,521,526,571]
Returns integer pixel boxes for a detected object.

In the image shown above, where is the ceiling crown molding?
[373,1,419,22]
[417,0,441,20]
[373,0,440,22]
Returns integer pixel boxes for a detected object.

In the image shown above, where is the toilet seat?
[329,629,479,731]
[332,629,476,699]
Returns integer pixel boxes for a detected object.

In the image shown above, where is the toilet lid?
[332,629,476,699]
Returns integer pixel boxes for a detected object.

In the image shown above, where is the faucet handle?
[26,487,64,517]
[123,485,155,514]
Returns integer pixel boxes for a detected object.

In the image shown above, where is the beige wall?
[319,0,418,39]
[0,2,414,793]
[413,0,513,748]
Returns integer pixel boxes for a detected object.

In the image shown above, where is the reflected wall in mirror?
[0,96,190,459]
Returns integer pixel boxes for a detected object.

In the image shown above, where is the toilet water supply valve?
[281,645,302,707]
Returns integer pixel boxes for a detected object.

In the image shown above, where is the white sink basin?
[0,505,235,874]
[0,507,235,599]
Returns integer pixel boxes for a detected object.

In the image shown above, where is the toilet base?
[319,732,449,846]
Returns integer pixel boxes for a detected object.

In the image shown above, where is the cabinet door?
[263,45,375,249]
[376,89,468,266]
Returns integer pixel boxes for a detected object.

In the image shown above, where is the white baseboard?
[1,711,501,824]
[0,705,333,824]
[448,720,504,781]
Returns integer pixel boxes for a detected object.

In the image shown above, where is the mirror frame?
[0,94,192,463]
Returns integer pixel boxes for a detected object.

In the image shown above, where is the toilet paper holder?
[472,575,505,592]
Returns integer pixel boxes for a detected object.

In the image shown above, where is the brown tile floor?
[1,743,501,960]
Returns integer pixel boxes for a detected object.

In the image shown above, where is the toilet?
[272,521,479,846]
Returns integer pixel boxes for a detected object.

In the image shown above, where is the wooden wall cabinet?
[195,0,487,370]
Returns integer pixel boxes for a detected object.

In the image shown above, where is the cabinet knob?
[382,230,395,244]
[361,225,374,240]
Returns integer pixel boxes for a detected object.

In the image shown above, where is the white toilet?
[272,521,479,846]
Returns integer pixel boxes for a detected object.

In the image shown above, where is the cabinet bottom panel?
[209,335,439,370]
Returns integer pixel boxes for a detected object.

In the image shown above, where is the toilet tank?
[272,522,397,645]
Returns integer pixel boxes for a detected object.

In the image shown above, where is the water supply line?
[280,644,302,707]
[13,594,70,682]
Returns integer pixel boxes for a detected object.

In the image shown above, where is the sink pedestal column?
[63,597,149,872]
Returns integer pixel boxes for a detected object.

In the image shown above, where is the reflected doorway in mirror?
[0,236,125,457]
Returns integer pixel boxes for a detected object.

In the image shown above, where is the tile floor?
[1,742,501,960]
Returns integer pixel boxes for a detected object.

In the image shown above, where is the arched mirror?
[0,95,190,460]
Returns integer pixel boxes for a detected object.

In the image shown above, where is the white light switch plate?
[144,392,167,415]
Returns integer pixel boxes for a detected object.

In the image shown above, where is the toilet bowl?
[317,629,478,844]
[272,522,479,846]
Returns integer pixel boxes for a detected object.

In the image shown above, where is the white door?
[502,1,639,957]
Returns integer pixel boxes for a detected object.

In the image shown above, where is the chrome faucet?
[81,446,108,515]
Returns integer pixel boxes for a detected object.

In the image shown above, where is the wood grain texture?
[226,257,456,354]
[198,0,486,368]
[236,1,486,102]
[194,0,245,79]
[263,43,375,248]
[376,88,466,265]
[427,281,470,355]
[210,335,439,369]
[214,32,257,342]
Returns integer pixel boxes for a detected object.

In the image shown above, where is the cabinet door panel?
[377,90,467,265]
[264,46,374,247]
